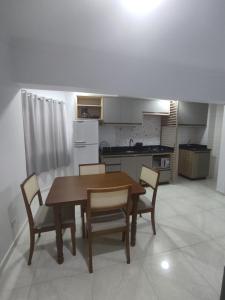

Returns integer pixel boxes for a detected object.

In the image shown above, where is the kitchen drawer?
[101,156,121,173]
[101,156,121,164]
[159,169,171,183]
[106,164,121,173]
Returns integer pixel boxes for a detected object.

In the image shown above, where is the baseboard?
[0,219,28,272]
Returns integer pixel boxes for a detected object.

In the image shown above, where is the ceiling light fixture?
[161,260,170,270]
[121,0,162,15]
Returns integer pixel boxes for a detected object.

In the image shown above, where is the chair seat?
[138,187,153,211]
[34,205,74,230]
[90,209,126,232]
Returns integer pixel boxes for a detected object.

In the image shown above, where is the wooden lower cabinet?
[158,169,171,183]
[178,149,210,179]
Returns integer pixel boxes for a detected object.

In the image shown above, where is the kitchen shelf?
[77,104,102,107]
[76,96,103,120]
[153,167,171,171]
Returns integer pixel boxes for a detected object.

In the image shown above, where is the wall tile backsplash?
[177,126,206,144]
[99,115,161,146]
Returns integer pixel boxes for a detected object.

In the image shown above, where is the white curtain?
[22,91,71,175]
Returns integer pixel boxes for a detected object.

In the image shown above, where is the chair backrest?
[140,166,160,207]
[20,173,43,227]
[79,163,106,176]
[87,185,132,215]
[140,166,159,189]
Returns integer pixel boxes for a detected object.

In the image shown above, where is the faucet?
[129,138,134,147]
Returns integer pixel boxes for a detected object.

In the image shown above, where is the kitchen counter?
[100,145,173,183]
[179,144,211,152]
[100,145,174,157]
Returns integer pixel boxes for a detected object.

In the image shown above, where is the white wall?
[99,115,161,147]
[11,39,225,104]
[204,105,224,179]
[0,40,27,263]
[217,106,225,193]
[0,82,77,264]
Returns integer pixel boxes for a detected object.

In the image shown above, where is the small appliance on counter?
[161,157,170,169]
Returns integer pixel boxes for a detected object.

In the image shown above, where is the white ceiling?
[3,0,225,70]
[1,0,225,102]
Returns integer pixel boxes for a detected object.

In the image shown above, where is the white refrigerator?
[73,120,99,175]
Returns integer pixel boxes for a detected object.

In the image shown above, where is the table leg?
[53,206,64,264]
[131,195,138,247]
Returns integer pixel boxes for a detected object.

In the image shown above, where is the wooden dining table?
[45,171,145,264]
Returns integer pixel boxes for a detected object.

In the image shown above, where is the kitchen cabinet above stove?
[178,101,208,126]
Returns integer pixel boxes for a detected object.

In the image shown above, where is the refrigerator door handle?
[75,145,86,148]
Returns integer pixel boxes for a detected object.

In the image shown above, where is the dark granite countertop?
[100,145,174,156]
[179,144,211,152]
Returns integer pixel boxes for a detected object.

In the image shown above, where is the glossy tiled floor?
[1,177,225,300]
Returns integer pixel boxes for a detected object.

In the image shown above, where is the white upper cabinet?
[141,99,170,115]
[178,102,208,126]
[103,97,121,123]
[103,97,170,124]
[120,99,142,124]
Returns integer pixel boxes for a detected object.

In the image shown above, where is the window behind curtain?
[22,91,71,175]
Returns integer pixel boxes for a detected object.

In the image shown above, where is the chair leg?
[125,230,130,264]
[28,231,35,265]
[122,232,125,242]
[151,211,156,235]
[81,205,86,239]
[70,225,76,256]
[88,233,93,273]
[38,232,41,238]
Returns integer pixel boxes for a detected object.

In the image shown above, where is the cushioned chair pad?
[90,209,126,232]
[138,187,153,211]
[34,205,74,229]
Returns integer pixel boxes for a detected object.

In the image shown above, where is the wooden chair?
[20,173,76,265]
[79,163,106,237]
[138,166,160,235]
[79,163,106,176]
[86,185,132,273]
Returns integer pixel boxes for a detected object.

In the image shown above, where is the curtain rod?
[21,89,65,104]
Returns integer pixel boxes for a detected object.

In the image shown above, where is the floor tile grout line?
[142,248,220,299]
[179,248,221,296]
[140,262,160,299]
[2,231,221,295]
